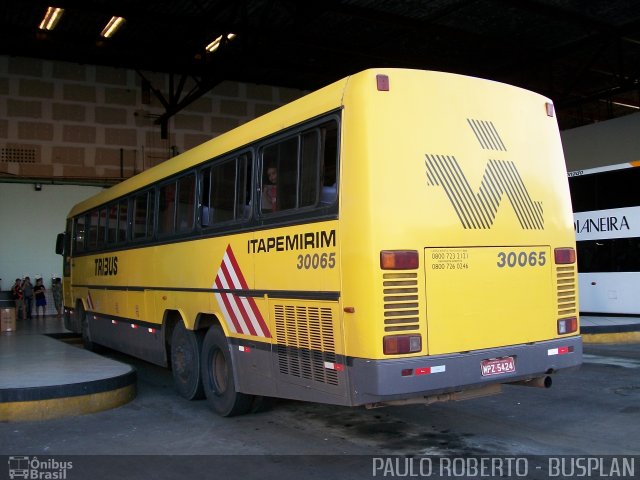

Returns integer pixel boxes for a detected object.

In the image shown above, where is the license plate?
[481,357,515,377]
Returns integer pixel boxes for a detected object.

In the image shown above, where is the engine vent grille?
[274,304,338,386]
[556,265,577,317]
[383,272,420,332]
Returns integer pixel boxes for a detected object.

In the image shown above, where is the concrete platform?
[0,317,136,422]
[580,315,640,344]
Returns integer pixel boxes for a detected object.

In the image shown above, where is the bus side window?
[97,207,107,249]
[200,155,251,227]
[107,204,118,244]
[260,120,338,216]
[199,167,213,228]
[177,174,195,232]
[117,199,128,243]
[238,154,252,220]
[74,216,86,253]
[212,160,237,223]
[133,191,150,240]
[88,210,100,250]
[320,122,338,205]
[158,182,177,235]
[300,130,319,208]
[261,137,298,213]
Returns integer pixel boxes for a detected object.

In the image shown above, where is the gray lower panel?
[349,336,583,405]
[89,315,167,366]
[230,338,352,406]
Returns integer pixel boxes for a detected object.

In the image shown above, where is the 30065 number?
[497,251,546,268]
[297,252,336,270]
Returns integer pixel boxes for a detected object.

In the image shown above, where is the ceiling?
[3,0,640,130]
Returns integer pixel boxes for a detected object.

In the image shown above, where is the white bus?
[569,162,640,315]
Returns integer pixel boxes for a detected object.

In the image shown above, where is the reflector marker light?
[548,346,574,356]
[415,365,446,376]
[380,250,419,270]
[376,74,390,91]
[554,247,576,264]
[383,334,422,354]
[557,317,578,335]
[546,102,555,117]
[239,346,251,352]
[324,361,345,371]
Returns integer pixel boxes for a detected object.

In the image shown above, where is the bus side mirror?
[55,233,65,255]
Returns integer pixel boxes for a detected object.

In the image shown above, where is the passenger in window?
[262,166,278,212]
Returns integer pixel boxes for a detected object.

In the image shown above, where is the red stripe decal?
[213,244,271,338]
[225,245,250,289]
[219,260,258,336]
[215,276,243,333]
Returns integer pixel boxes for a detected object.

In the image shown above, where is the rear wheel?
[201,326,253,416]
[171,323,204,400]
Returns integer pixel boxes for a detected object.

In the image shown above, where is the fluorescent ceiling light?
[611,100,640,110]
[39,7,64,31]
[205,33,237,53]
[599,99,640,110]
[101,16,126,38]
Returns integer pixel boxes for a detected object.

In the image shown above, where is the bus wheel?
[79,303,98,352]
[171,323,204,400]
[201,326,253,417]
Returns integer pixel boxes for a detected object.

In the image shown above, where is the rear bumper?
[349,336,582,405]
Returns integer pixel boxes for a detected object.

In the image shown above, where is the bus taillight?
[380,250,419,270]
[554,247,576,264]
[383,334,422,355]
[557,317,578,335]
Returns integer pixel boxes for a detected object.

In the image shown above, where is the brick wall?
[0,55,306,181]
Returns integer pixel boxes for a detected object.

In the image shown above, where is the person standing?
[11,278,26,320]
[22,276,34,319]
[34,278,47,317]
[52,277,63,318]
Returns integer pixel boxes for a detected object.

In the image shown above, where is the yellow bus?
[56,68,581,416]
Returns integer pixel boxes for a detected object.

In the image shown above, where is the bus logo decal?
[467,118,507,151]
[425,154,544,230]
[213,245,271,338]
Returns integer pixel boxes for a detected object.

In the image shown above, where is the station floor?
[0,313,638,422]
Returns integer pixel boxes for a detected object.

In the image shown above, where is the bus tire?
[79,303,100,352]
[201,326,253,417]
[171,323,204,400]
